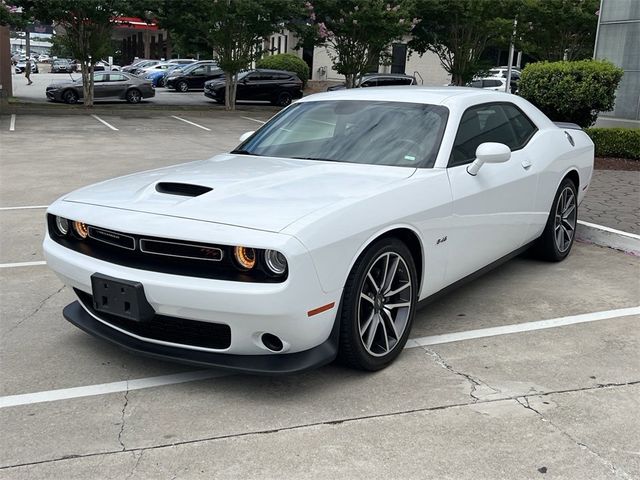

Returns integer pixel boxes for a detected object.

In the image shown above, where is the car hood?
[62,154,415,232]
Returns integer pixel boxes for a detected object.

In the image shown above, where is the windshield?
[236,101,448,168]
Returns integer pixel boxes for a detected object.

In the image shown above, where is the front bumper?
[44,203,341,366]
[63,299,338,374]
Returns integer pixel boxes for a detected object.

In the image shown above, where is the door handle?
[521,159,532,169]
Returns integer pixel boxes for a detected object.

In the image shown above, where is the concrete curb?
[576,220,640,256]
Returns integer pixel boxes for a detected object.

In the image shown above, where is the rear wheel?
[177,81,188,92]
[62,89,78,104]
[536,178,578,261]
[338,238,417,371]
[276,91,293,106]
[126,88,142,104]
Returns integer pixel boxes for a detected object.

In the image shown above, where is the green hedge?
[586,128,640,159]
[519,60,624,128]
[256,53,310,86]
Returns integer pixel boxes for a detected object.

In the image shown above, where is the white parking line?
[241,116,266,124]
[0,205,48,211]
[91,114,118,131]
[0,261,47,268]
[404,306,640,348]
[9,114,16,131]
[0,305,636,409]
[577,220,640,240]
[170,115,211,131]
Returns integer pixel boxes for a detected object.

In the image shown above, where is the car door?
[187,65,207,88]
[105,73,130,99]
[444,102,539,284]
[237,73,263,100]
[92,73,110,99]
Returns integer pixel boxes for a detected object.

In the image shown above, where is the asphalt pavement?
[0,112,638,479]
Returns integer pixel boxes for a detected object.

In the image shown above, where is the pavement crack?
[117,382,130,452]
[5,285,65,336]
[515,396,631,479]
[423,347,500,403]
[124,450,143,480]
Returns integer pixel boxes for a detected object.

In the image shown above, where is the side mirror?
[467,142,511,176]
[239,131,254,142]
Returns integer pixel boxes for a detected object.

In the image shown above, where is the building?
[265,31,450,87]
[593,0,640,121]
[112,17,170,64]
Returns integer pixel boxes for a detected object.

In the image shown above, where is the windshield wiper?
[291,156,337,162]
[230,149,256,155]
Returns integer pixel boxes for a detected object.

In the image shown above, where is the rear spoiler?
[554,122,582,130]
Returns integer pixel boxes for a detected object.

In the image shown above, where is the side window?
[191,66,206,75]
[109,74,126,82]
[449,104,519,167]
[501,103,537,147]
[360,79,377,87]
[470,80,482,88]
[93,73,107,83]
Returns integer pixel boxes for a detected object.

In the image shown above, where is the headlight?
[264,250,287,275]
[54,216,69,235]
[234,246,256,270]
[73,221,88,239]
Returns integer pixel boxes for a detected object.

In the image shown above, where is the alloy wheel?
[554,185,577,252]
[127,90,141,103]
[358,252,412,357]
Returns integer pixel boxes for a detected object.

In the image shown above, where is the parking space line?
[0,305,636,408]
[241,116,266,124]
[170,115,211,131]
[91,114,118,131]
[0,205,48,211]
[0,261,46,268]
[404,306,640,348]
[9,114,16,131]
[0,370,227,408]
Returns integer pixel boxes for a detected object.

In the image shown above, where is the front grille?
[47,214,286,282]
[76,289,231,350]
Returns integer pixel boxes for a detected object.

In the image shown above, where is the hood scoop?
[155,182,212,197]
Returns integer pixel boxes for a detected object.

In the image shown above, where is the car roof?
[362,73,414,78]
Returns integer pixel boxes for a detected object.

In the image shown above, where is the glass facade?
[594,0,640,120]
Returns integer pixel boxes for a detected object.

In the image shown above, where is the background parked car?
[122,59,160,74]
[165,61,221,91]
[144,64,185,87]
[327,73,417,91]
[204,69,303,106]
[46,71,155,104]
[51,59,75,73]
[15,60,38,74]
[468,77,507,91]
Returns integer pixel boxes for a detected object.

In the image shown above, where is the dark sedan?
[46,72,155,104]
[204,69,303,106]
[165,61,222,91]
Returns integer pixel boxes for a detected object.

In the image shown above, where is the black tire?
[177,81,188,92]
[338,237,418,371]
[62,89,79,104]
[535,178,578,262]
[126,88,142,104]
[158,78,165,87]
[276,91,293,107]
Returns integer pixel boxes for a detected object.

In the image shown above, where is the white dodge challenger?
[44,87,594,373]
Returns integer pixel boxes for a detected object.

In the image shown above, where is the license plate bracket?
[90,273,155,322]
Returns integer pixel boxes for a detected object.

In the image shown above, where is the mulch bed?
[595,157,640,171]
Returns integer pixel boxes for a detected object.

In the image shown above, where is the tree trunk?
[224,71,237,111]
[345,73,356,88]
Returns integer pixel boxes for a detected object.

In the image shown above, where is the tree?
[147,0,301,110]
[517,0,599,61]
[410,0,513,85]
[16,0,127,106]
[301,0,416,88]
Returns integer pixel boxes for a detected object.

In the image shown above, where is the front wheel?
[63,89,79,104]
[535,178,578,261]
[338,238,417,371]
[177,81,188,92]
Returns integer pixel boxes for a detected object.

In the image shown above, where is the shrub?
[256,53,310,86]
[518,60,624,128]
[586,128,640,159]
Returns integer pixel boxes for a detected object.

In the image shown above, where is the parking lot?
[1,111,639,479]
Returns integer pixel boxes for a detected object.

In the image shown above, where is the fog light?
[234,246,256,270]
[265,250,287,275]
[55,216,69,235]
[73,221,89,239]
